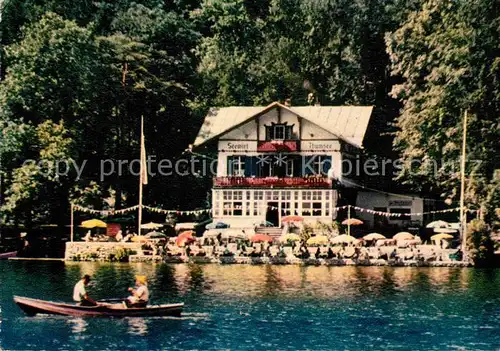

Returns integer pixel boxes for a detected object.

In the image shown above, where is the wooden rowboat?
[0,251,17,259]
[14,296,183,317]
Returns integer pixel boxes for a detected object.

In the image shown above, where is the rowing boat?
[14,296,183,317]
[0,251,17,259]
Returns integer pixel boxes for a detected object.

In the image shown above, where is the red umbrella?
[176,231,196,247]
[281,215,304,223]
[250,234,273,243]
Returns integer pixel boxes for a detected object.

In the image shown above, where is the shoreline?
[9,255,472,267]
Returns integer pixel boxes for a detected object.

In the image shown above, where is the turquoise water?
[0,261,499,350]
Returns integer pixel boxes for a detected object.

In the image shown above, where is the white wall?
[301,118,337,140]
[220,119,258,140]
[356,191,424,227]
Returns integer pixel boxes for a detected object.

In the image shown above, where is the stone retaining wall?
[65,243,472,267]
[65,242,142,261]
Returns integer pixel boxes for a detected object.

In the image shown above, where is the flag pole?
[138,115,144,235]
[460,110,468,255]
[347,205,351,237]
[70,203,74,242]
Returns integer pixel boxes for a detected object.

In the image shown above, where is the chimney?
[284,98,291,107]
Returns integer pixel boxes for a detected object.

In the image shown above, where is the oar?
[97,298,126,303]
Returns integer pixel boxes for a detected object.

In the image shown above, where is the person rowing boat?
[73,275,98,306]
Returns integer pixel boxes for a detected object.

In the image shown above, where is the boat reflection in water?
[67,318,87,334]
[127,317,148,336]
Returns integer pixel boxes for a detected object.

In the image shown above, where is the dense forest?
[0,0,498,230]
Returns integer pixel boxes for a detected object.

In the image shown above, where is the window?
[223,202,232,216]
[233,191,243,201]
[265,123,294,140]
[274,125,285,140]
[281,191,291,201]
[214,201,220,217]
[302,203,312,216]
[234,202,242,216]
[253,201,259,216]
[221,190,243,216]
[255,191,264,201]
[312,202,322,216]
[281,202,291,216]
[228,156,245,176]
[245,202,251,216]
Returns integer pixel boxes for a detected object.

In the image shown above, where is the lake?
[0,261,499,350]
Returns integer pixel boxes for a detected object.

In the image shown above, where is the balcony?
[214,176,331,188]
[257,140,298,152]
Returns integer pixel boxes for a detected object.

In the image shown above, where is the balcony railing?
[257,140,298,152]
[214,176,331,188]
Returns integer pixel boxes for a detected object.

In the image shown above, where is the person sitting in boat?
[73,275,97,306]
[125,275,149,308]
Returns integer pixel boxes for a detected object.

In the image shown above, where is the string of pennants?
[73,203,478,218]
[333,205,478,217]
[72,204,210,216]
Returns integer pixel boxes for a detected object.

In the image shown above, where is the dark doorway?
[266,202,279,227]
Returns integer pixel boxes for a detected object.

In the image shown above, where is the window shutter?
[227,156,233,176]
[245,156,252,177]
[322,156,332,175]
[303,156,314,176]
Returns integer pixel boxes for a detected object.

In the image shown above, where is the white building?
[193,102,373,227]
[355,191,424,228]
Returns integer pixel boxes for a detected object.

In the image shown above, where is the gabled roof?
[193,102,373,149]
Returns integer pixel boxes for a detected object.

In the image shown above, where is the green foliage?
[0,0,498,233]
[387,0,500,217]
[300,224,313,243]
[466,219,494,266]
[109,247,135,262]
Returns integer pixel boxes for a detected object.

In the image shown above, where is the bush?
[300,224,313,242]
[109,248,133,262]
[466,219,494,266]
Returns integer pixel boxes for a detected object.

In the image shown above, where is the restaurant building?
[193,102,373,227]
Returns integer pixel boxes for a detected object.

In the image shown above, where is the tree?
[387,0,499,220]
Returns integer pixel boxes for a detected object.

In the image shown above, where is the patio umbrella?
[221,230,248,240]
[393,232,414,241]
[280,233,301,242]
[142,222,163,230]
[131,235,148,243]
[431,233,454,241]
[250,234,273,243]
[363,233,386,241]
[341,218,363,226]
[281,215,304,223]
[433,227,457,233]
[205,222,230,230]
[176,231,196,247]
[331,234,357,244]
[426,220,450,229]
[145,231,167,239]
[306,235,329,245]
[80,219,107,228]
